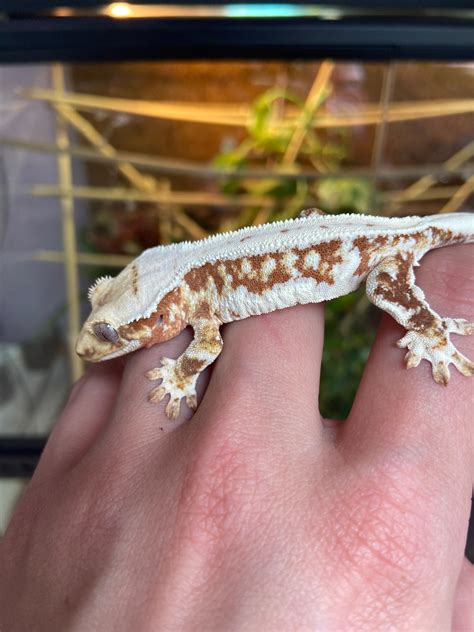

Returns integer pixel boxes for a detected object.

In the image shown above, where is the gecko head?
[76,259,188,362]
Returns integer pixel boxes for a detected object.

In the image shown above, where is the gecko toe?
[397,328,474,384]
[452,352,474,377]
[396,334,410,349]
[149,385,167,403]
[146,368,163,381]
[166,398,181,419]
[444,318,474,336]
[147,357,198,419]
[160,357,176,368]
[433,362,450,386]
[404,351,421,369]
[186,393,198,410]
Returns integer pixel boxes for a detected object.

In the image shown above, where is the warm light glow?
[108,3,134,18]
[58,4,344,20]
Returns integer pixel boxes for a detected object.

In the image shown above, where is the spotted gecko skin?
[76,209,474,419]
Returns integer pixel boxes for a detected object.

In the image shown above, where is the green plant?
[215,88,352,226]
[319,290,377,419]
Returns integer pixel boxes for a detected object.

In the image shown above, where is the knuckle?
[326,457,444,594]
[173,430,272,554]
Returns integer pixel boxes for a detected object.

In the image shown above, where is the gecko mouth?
[75,331,140,362]
[101,339,141,361]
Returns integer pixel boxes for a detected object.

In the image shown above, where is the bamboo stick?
[23,88,474,128]
[52,65,83,381]
[28,185,466,216]
[32,182,471,211]
[4,137,472,182]
[35,250,133,267]
[383,186,465,202]
[371,63,396,172]
[283,61,334,165]
[55,104,156,192]
[394,141,474,202]
[31,184,275,208]
[439,175,474,213]
[54,104,207,240]
[0,136,218,177]
[24,88,247,125]
[30,179,474,207]
[29,179,474,208]
[29,180,470,279]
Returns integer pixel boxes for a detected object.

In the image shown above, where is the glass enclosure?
[1,59,473,437]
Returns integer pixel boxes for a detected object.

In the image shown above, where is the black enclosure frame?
[3,0,474,9]
[1,0,474,63]
[2,16,474,63]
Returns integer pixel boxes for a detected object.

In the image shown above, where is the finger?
[199,303,325,447]
[337,244,474,624]
[344,244,474,474]
[109,327,210,435]
[452,558,474,631]
[36,360,124,476]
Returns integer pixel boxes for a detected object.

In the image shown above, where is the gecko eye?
[156,315,164,326]
[93,322,120,344]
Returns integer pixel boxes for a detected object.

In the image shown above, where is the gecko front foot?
[146,358,198,419]
[397,329,474,385]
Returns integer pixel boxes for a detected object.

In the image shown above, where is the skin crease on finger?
[0,247,472,631]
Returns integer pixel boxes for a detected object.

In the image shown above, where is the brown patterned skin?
[366,253,473,385]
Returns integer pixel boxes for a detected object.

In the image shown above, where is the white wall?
[0,64,87,342]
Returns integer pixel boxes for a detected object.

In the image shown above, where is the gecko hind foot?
[397,330,474,385]
[146,357,198,420]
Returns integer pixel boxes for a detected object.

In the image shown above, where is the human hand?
[0,245,473,631]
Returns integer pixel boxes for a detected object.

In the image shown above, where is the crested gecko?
[76,209,474,419]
